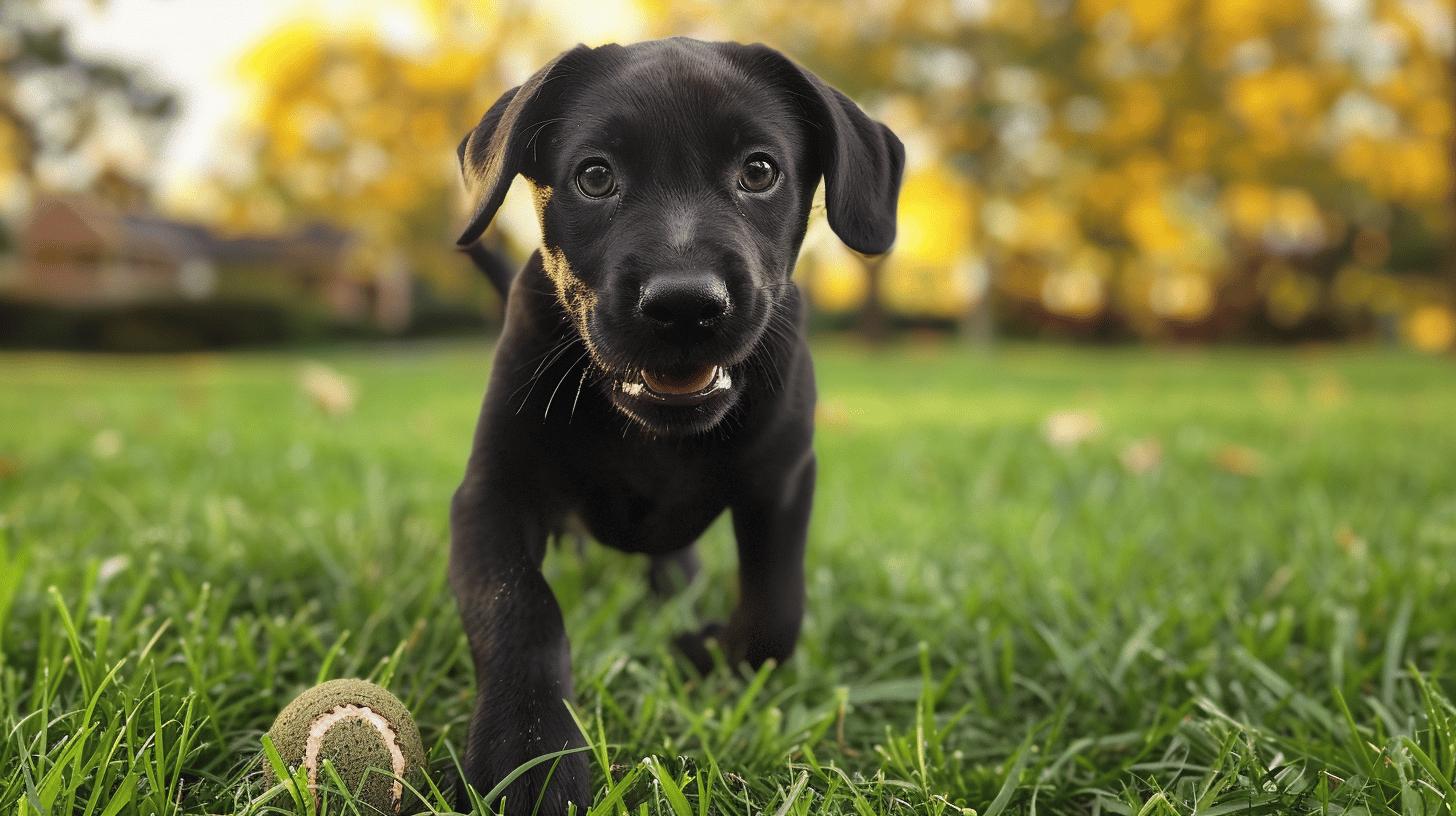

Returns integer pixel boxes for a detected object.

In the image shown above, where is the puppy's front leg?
[682,453,816,673]
[449,477,587,812]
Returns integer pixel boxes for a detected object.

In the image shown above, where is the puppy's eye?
[576,161,616,198]
[739,155,778,193]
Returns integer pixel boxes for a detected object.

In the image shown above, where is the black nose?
[639,273,730,328]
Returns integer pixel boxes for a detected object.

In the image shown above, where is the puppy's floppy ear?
[456,45,593,246]
[728,44,906,255]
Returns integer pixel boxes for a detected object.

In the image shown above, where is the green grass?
[4,338,1456,815]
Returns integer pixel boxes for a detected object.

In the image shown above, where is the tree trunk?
[1448,49,1456,300]
[962,297,995,347]
[856,253,888,342]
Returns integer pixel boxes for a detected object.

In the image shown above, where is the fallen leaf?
[1256,372,1294,409]
[98,555,130,582]
[1335,525,1368,559]
[1213,444,1264,476]
[300,363,356,416]
[816,399,852,429]
[92,429,123,459]
[1310,372,1349,408]
[1119,437,1163,474]
[1043,410,1102,448]
[1261,564,1294,599]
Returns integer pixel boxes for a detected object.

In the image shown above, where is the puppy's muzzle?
[610,271,739,411]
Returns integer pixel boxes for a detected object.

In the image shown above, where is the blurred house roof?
[117,212,217,264]
[10,195,365,312]
[23,194,354,267]
[210,222,352,267]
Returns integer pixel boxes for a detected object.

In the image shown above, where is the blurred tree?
[200,0,556,302]
[643,0,1456,348]
[995,0,1455,343]
[1446,3,1456,303]
[0,0,176,245]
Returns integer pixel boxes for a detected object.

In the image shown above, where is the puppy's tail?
[460,240,515,303]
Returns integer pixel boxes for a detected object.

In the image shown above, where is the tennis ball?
[263,679,427,814]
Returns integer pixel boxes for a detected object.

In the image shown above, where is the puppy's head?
[458,38,904,434]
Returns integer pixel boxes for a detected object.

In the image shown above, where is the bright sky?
[50,0,648,201]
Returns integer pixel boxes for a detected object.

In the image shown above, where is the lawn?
[4,339,1456,815]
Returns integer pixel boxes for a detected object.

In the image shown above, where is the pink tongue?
[642,366,715,395]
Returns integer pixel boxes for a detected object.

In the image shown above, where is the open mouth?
[618,364,732,406]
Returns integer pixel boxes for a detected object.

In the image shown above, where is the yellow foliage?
[1147,269,1215,322]
[237,20,329,87]
[1104,82,1165,146]
[1377,61,1445,111]
[1202,0,1268,41]
[1081,170,1131,222]
[811,255,869,314]
[881,167,978,317]
[1332,265,1388,313]
[1041,248,1110,318]
[1261,262,1321,327]
[1404,306,1456,353]
[1125,0,1189,40]
[894,169,975,265]
[1122,153,1169,194]
[0,121,17,177]
[1076,0,1122,26]
[885,257,982,318]
[1393,140,1451,203]
[1335,137,1382,189]
[324,62,372,106]
[402,48,487,92]
[1223,183,1274,238]
[1013,194,1079,255]
[1229,68,1322,143]
[1076,0,1190,40]
[1172,113,1213,172]
[1415,98,1453,139]
[1123,194,1182,256]
[1270,189,1325,249]
[1343,137,1451,203]
[410,109,451,147]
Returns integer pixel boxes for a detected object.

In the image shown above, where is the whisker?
[513,331,576,377]
[544,349,592,420]
[514,336,582,413]
[569,364,592,422]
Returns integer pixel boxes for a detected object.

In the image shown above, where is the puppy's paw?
[672,621,725,675]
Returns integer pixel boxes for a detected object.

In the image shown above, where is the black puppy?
[450,37,903,811]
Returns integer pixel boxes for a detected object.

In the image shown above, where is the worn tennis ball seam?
[304,703,406,811]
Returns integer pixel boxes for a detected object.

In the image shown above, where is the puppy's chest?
[563,444,730,554]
